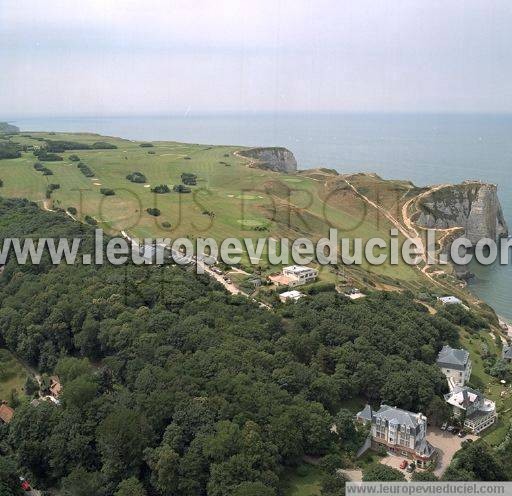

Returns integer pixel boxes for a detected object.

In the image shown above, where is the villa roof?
[373,404,424,429]
[437,345,470,370]
[356,404,373,422]
[444,386,483,410]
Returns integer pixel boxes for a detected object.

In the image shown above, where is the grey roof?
[503,346,512,360]
[437,345,470,370]
[416,439,436,458]
[356,404,373,422]
[373,404,423,429]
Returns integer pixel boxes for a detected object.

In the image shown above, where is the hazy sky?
[1,0,512,116]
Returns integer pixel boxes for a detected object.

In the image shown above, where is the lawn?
[0,348,28,402]
[0,131,425,287]
[281,464,323,496]
[459,330,512,446]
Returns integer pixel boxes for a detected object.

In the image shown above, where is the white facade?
[444,387,497,434]
[282,266,318,286]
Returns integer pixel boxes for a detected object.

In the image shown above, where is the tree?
[115,478,147,496]
[334,409,359,452]
[321,473,347,496]
[24,376,39,396]
[412,471,438,481]
[97,408,153,480]
[61,468,104,496]
[232,482,275,496]
[363,464,405,482]
[145,445,180,495]
[61,376,98,410]
[446,442,506,481]
[425,396,451,427]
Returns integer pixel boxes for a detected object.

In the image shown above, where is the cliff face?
[239,147,297,173]
[0,122,20,134]
[416,181,508,244]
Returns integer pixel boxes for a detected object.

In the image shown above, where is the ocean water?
[10,114,512,318]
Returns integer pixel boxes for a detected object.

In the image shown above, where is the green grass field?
[460,330,512,446]
[281,464,323,496]
[0,348,28,402]
[0,131,423,286]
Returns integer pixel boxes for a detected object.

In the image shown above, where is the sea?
[9,113,512,319]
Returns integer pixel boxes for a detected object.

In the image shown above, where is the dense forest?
[0,198,506,495]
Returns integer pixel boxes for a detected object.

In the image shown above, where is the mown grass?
[460,330,512,446]
[0,132,422,284]
[281,464,323,496]
[0,348,28,402]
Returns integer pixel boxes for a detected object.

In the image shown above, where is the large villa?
[356,404,437,468]
[436,345,497,434]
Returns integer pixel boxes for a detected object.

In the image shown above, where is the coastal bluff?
[238,147,297,173]
[415,181,508,244]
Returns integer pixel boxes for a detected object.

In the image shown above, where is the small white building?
[436,345,472,388]
[279,290,304,303]
[438,296,463,305]
[282,265,318,287]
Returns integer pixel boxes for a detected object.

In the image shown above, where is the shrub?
[77,162,95,177]
[34,150,63,162]
[67,207,78,215]
[173,184,191,193]
[0,141,21,159]
[181,172,197,185]
[100,188,115,196]
[147,208,161,217]
[92,141,117,149]
[44,140,91,152]
[0,179,3,187]
[84,215,98,225]
[126,172,147,183]
[45,183,60,198]
[151,184,170,194]
[68,154,80,161]
[139,142,154,148]
[161,221,171,228]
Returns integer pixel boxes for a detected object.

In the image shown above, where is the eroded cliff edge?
[415,181,508,244]
[238,147,297,173]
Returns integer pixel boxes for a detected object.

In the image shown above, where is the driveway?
[379,454,412,480]
[375,427,477,479]
[427,427,477,476]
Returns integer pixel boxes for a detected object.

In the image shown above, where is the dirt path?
[234,150,257,168]
[342,177,457,289]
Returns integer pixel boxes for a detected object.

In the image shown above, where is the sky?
[1,0,512,116]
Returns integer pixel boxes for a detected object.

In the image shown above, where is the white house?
[438,296,463,305]
[436,345,472,388]
[279,290,304,303]
[444,386,497,434]
[282,265,318,286]
[356,404,437,468]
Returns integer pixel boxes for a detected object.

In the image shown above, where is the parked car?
[400,460,408,470]
[19,477,31,491]
[406,462,416,473]
[441,422,448,431]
